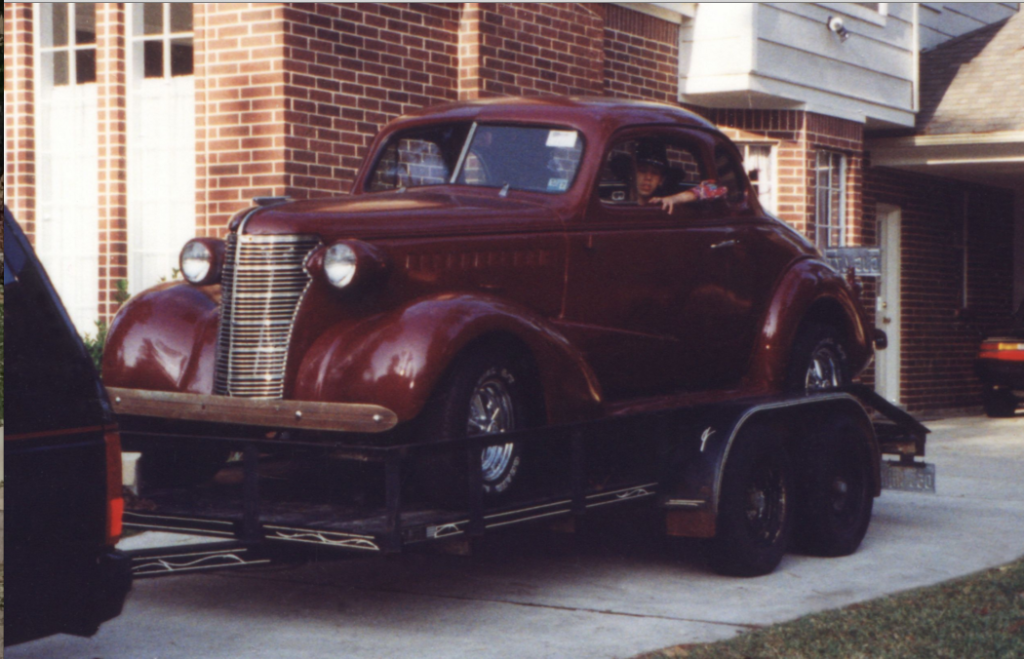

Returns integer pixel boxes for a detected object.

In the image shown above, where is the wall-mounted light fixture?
[827,16,851,42]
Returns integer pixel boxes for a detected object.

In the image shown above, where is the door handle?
[710,239,738,250]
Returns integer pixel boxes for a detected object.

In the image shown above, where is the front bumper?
[107,387,399,433]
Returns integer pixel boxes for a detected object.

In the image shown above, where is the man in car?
[633,142,728,212]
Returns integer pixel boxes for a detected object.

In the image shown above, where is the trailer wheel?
[785,322,849,392]
[794,418,874,557]
[415,346,537,507]
[708,431,794,577]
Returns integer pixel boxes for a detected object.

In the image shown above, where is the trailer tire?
[793,418,874,557]
[708,430,794,577]
[415,345,537,507]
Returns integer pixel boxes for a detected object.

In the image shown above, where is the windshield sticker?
[547,178,569,192]
[546,130,578,149]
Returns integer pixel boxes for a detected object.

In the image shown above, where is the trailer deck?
[119,386,933,578]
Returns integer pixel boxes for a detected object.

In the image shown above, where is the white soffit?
[867,131,1024,188]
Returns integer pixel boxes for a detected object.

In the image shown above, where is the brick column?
[457,3,482,100]
[4,3,37,239]
[96,3,129,320]
[194,3,289,236]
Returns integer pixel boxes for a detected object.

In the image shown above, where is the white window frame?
[38,3,98,87]
[814,150,847,249]
[737,142,777,214]
[129,3,194,80]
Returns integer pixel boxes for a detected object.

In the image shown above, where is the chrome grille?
[214,233,321,398]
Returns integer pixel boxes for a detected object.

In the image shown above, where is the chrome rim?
[466,373,517,485]
[804,345,843,391]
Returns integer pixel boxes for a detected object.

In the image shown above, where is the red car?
[103,98,878,502]
[976,299,1024,417]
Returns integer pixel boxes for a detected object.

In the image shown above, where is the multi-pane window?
[815,151,847,248]
[40,3,97,86]
[132,3,194,78]
[738,144,775,213]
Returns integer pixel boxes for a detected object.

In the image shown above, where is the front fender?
[293,293,603,424]
[102,282,220,394]
[744,259,872,391]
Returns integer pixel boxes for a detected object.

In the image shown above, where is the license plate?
[880,460,936,493]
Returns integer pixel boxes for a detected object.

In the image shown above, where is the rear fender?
[293,293,603,424]
[744,259,872,390]
[102,282,220,393]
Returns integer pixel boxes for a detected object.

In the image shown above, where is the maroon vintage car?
[103,97,877,502]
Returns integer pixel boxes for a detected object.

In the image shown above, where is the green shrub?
[82,318,108,375]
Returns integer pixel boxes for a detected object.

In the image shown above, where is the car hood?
[235,190,563,240]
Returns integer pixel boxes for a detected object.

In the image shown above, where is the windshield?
[367,122,584,194]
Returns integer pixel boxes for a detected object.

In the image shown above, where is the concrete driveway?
[7,414,1024,659]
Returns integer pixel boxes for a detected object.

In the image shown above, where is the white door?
[35,3,100,334]
[875,205,902,404]
[127,75,196,293]
[127,3,196,294]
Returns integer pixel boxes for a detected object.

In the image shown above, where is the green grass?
[639,557,1024,659]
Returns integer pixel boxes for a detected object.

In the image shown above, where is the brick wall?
[195,3,461,235]
[96,3,129,319]
[462,3,604,98]
[603,4,678,102]
[4,3,36,237]
[865,167,1016,411]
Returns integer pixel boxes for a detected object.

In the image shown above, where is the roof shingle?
[917,10,1024,135]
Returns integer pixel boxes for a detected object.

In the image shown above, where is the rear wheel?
[983,387,1018,418]
[793,418,874,557]
[786,322,849,392]
[415,346,538,507]
[707,430,794,577]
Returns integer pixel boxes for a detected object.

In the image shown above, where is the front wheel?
[415,347,538,507]
[707,430,794,577]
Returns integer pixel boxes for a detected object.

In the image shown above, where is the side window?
[599,136,707,206]
[713,146,748,205]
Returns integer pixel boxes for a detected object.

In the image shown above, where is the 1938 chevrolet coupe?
[103,97,878,502]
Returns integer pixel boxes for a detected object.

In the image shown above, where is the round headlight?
[181,240,213,284]
[324,243,357,288]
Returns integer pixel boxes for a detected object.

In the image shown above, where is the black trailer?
[112,384,933,580]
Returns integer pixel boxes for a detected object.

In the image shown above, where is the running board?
[125,541,270,578]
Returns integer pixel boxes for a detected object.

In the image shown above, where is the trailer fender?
[662,394,879,538]
[292,293,604,425]
[102,282,221,393]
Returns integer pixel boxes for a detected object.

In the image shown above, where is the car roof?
[397,96,719,134]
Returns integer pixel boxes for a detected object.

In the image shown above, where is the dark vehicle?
[976,299,1024,417]
[102,98,881,506]
[4,207,131,646]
